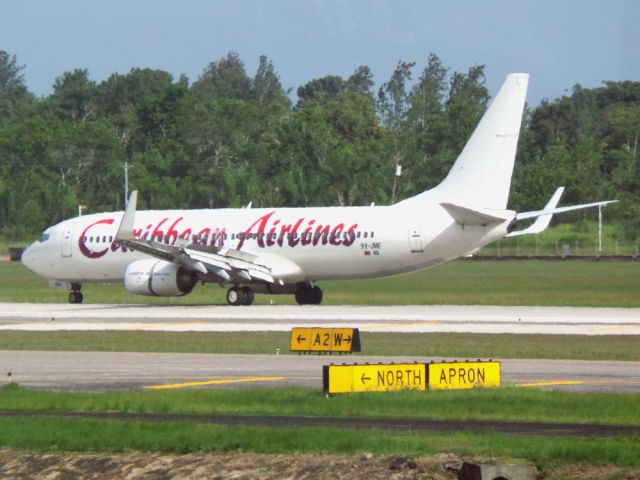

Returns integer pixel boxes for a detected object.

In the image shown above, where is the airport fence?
[477,236,640,259]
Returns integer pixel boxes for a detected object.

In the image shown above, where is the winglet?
[115,190,137,241]
[507,187,564,237]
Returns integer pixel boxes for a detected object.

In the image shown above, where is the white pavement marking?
[0,303,639,335]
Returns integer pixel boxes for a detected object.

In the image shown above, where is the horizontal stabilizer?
[516,200,618,221]
[441,203,510,227]
[508,188,618,237]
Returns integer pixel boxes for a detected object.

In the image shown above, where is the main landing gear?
[295,283,323,305]
[68,284,83,304]
[226,286,255,306]
[225,284,323,306]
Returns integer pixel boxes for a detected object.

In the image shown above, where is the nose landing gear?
[68,284,83,304]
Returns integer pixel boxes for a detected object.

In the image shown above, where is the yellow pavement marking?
[145,376,287,390]
[586,325,640,333]
[516,380,586,387]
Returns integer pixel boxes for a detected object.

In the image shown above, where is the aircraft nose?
[21,242,39,272]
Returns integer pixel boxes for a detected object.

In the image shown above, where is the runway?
[1,303,640,335]
[2,350,639,393]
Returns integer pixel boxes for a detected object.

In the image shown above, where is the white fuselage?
[22,199,512,286]
[22,73,532,298]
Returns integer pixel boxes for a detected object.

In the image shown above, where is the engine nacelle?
[124,259,197,297]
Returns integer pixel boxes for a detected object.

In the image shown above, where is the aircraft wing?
[507,187,617,237]
[114,191,274,284]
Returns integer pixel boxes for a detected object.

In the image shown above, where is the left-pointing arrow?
[360,373,371,384]
[297,335,306,343]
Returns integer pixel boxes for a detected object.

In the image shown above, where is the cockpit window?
[38,233,50,243]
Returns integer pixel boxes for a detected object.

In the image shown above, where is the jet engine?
[124,259,197,296]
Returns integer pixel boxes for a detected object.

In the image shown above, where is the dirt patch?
[1,449,639,479]
[550,464,640,479]
[0,449,460,479]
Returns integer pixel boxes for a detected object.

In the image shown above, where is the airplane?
[21,73,616,306]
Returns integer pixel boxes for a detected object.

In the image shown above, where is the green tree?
[0,50,32,125]
[444,65,489,152]
[377,60,416,131]
[253,55,291,113]
[296,75,347,108]
[192,52,252,101]
[347,65,374,96]
[296,66,375,108]
[51,69,98,122]
[401,54,453,193]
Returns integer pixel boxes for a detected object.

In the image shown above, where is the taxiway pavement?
[1,303,639,335]
[1,350,639,393]
[1,303,638,393]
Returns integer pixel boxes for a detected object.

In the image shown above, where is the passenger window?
[364,232,368,238]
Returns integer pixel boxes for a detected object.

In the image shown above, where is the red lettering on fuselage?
[79,211,360,259]
[237,211,358,250]
[78,218,115,259]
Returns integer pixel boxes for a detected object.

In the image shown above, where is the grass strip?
[2,384,639,427]
[2,260,640,306]
[0,331,638,361]
[0,416,638,467]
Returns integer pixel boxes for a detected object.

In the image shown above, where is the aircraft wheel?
[68,291,83,304]
[240,286,255,306]
[226,287,240,306]
[295,284,321,305]
[310,286,323,305]
[294,285,308,305]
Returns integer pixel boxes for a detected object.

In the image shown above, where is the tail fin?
[433,73,529,209]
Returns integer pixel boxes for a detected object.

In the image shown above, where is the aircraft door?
[408,228,423,253]
[61,223,75,257]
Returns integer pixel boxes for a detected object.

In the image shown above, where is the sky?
[1,0,639,107]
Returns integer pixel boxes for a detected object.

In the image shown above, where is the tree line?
[0,50,638,240]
